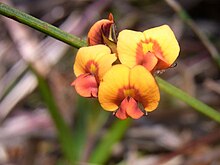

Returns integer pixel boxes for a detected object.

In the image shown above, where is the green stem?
[0,3,87,48]
[156,77,220,123]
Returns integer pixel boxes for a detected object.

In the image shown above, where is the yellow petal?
[143,25,180,69]
[130,65,160,112]
[98,65,130,111]
[117,30,145,68]
[97,53,117,80]
[73,45,113,77]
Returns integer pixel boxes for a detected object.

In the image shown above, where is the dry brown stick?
[0,72,37,121]
[204,79,220,95]
[165,0,220,68]
[0,60,27,100]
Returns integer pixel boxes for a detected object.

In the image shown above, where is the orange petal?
[115,98,128,120]
[99,65,160,112]
[143,25,180,70]
[87,15,114,45]
[130,65,160,112]
[117,30,145,68]
[115,97,144,120]
[98,65,130,111]
[96,53,117,80]
[125,97,144,119]
[71,73,98,98]
[108,13,114,21]
[73,45,116,80]
[136,51,158,71]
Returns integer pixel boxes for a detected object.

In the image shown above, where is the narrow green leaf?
[72,97,90,161]
[31,67,76,164]
[156,77,220,123]
[89,118,132,164]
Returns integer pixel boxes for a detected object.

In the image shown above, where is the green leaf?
[156,77,220,123]
[89,118,132,164]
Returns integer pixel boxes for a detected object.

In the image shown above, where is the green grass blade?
[89,118,132,164]
[0,3,87,48]
[31,68,76,164]
[156,77,220,123]
[72,97,90,161]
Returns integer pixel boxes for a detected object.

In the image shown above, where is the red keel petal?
[71,73,98,98]
[126,97,144,119]
[115,97,144,120]
[115,102,128,120]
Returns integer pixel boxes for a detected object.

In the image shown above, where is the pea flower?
[117,25,180,72]
[87,13,116,45]
[87,13,117,54]
[72,14,180,120]
[72,45,116,98]
[98,64,160,120]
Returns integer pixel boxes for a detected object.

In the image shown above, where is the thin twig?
[204,79,220,95]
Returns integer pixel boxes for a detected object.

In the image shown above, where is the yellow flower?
[72,13,180,120]
[98,64,160,119]
[72,45,117,98]
[117,25,180,72]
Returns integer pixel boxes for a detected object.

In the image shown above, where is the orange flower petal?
[117,26,180,71]
[87,14,114,46]
[125,97,144,119]
[115,97,144,120]
[108,13,114,21]
[96,53,117,80]
[130,65,160,112]
[136,51,158,71]
[143,25,180,70]
[115,98,128,120]
[71,73,98,98]
[117,30,145,68]
[98,65,130,111]
[99,65,160,113]
[73,45,116,80]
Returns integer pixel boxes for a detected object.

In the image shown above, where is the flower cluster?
[72,13,180,120]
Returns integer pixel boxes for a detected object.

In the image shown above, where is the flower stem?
[156,77,220,123]
[0,2,87,48]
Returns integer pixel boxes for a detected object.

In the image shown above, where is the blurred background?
[0,0,220,164]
